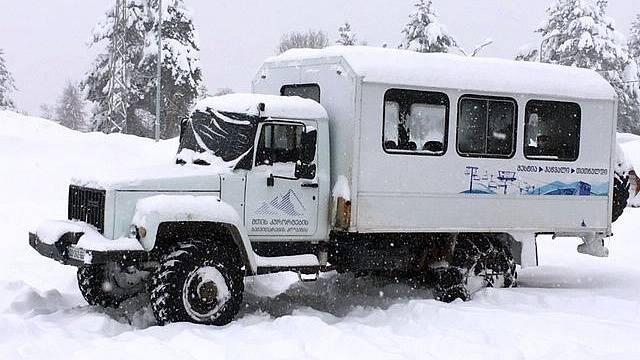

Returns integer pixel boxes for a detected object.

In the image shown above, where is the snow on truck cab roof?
[193,93,328,120]
[263,46,616,101]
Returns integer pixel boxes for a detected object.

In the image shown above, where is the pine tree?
[536,0,639,133]
[630,15,640,60]
[401,0,457,53]
[83,0,147,134]
[55,81,87,131]
[0,49,16,110]
[83,0,202,138]
[138,0,203,138]
[337,22,358,46]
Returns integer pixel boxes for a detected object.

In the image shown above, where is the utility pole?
[106,0,129,134]
[155,0,162,142]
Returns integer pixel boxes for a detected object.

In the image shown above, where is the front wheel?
[77,263,146,308]
[150,241,244,326]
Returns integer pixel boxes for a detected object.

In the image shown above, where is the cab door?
[245,120,319,238]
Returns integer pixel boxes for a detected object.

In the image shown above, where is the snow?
[620,134,640,172]
[3,110,640,359]
[75,232,143,252]
[195,94,328,120]
[133,195,240,225]
[255,254,320,268]
[332,175,351,201]
[35,220,97,245]
[265,46,617,100]
[72,162,227,191]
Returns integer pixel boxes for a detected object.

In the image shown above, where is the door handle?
[301,182,319,188]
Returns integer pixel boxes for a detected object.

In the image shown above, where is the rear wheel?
[150,241,244,326]
[612,171,629,223]
[433,234,516,302]
[77,263,147,308]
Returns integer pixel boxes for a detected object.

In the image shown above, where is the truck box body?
[253,46,618,236]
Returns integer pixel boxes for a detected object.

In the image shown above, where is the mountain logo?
[255,189,307,217]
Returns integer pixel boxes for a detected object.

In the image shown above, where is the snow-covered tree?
[137,0,203,138]
[55,81,87,131]
[401,0,457,53]
[0,49,16,110]
[83,0,203,138]
[83,0,147,134]
[40,104,55,121]
[628,15,640,60]
[515,44,540,62]
[278,30,329,54]
[534,0,640,133]
[336,22,358,46]
[215,88,234,96]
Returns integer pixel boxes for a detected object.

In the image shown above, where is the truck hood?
[71,164,230,192]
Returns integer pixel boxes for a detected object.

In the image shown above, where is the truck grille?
[68,185,106,233]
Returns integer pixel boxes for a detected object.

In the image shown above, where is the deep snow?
[2,110,640,359]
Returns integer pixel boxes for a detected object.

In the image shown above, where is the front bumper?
[29,231,150,268]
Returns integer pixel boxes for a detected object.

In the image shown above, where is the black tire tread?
[150,240,244,326]
[612,172,629,223]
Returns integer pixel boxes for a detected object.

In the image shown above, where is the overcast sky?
[0,0,638,114]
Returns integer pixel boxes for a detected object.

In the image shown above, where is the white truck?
[29,47,629,326]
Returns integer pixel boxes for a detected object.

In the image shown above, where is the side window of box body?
[524,100,581,162]
[281,84,321,103]
[456,95,518,159]
[382,88,450,156]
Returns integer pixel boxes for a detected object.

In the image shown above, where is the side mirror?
[295,163,317,180]
[300,129,317,165]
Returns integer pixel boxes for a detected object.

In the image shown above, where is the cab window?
[255,123,304,166]
[254,123,317,179]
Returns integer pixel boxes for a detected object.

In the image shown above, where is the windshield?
[176,109,260,169]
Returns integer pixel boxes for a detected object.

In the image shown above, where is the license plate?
[67,246,86,262]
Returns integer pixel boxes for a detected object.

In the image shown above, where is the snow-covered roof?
[194,94,328,120]
[265,46,616,101]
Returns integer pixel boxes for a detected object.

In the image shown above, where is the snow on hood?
[71,163,230,192]
[194,94,328,120]
[265,46,616,101]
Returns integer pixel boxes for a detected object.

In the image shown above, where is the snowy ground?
[2,110,640,359]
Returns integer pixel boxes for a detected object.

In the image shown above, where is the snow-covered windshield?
[176,109,260,169]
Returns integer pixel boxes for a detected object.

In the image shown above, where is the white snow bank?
[265,46,616,100]
[194,93,328,120]
[0,110,76,139]
[617,132,640,145]
[620,136,640,172]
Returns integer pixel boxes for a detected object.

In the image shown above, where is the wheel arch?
[153,221,256,274]
[130,195,257,274]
